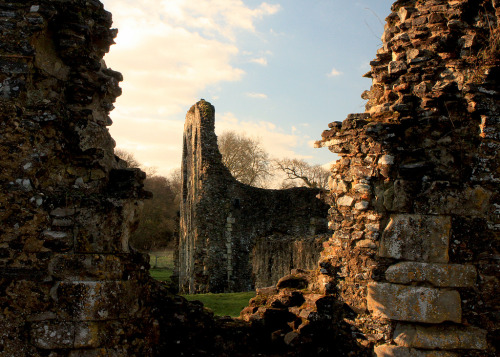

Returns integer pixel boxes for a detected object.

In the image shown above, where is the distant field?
[149,250,174,282]
[148,250,255,317]
[184,291,256,317]
[149,250,175,269]
[149,268,173,282]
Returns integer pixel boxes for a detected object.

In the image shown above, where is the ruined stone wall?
[179,100,329,293]
[0,1,157,355]
[314,0,499,355]
[252,234,328,288]
[2,0,499,356]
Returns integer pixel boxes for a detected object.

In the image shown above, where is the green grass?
[149,250,174,269]
[148,250,255,317]
[183,291,256,317]
[149,268,173,282]
[149,250,174,282]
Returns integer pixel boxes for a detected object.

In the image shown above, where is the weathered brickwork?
[0,1,157,356]
[1,0,499,356]
[316,0,499,355]
[179,100,329,293]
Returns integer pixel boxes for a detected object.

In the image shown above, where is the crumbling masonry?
[178,100,329,293]
[0,1,158,355]
[0,0,499,356]
[313,0,500,354]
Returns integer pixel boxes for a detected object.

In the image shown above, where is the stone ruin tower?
[0,1,157,355]
[179,100,329,294]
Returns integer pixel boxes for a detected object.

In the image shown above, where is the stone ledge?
[394,323,488,350]
[367,283,461,323]
[375,345,458,357]
[385,262,476,287]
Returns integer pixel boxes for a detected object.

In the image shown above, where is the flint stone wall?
[316,0,499,355]
[0,1,157,356]
[178,100,329,293]
[2,0,499,356]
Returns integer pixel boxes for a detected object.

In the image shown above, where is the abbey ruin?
[0,0,498,356]
[178,100,329,293]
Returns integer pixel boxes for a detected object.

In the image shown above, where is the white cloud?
[100,0,280,174]
[246,92,268,99]
[250,57,268,66]
[327,67,343,77]
[179,1,281,41]
[216,112,302,159]
[111,111,185,175]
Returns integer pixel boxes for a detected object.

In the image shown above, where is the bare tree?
[114,149,179,251]
[115,148,141,168]
[218,131,271,187]
[275,158,330,190]
[115,148,157,176]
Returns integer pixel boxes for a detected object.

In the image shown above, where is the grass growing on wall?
[184,291,256,317]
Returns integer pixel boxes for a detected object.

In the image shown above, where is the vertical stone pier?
[317,0,499,355]
[0,1,157,356]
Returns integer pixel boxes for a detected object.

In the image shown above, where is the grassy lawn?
[149,250,175,269]
[149,250,174,282]
[183,291,256,317]
[149,268,173,282]
[148,250,255,317]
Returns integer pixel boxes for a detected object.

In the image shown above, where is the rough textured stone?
[379,215,451,263]
[367,283,462,323]
[2,0,499,356]
[31,321,75,349]
[385,262,476,287]
[252,235,328,288]
[375,345,458,357]
[179,100,329,293]
[0,1,157,355]
[394,323,488,350]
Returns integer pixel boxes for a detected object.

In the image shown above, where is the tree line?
[116,131,330,251]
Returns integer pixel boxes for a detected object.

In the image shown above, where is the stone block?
[394,323,488,350]
[56,281,140,320]
[415,185,492,216]
[31,321,75,349]
[385,262,476,287]
[73,322,116,349]
[337,195,354,207]
[379,155,395,165]
[379,215,451,263]
[388,61,407,75]
[69,348,127,357]
[367,283,461,323]
[42,230,73,251]
[49,254,124,281]
[74,202,139,253]
[375,345,458,357]
[356,239,377,249]
[355,200,369,210]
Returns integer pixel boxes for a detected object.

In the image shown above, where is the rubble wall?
[0,1,157,356]
[179,100,329,293]
[252,234,328,288]
[315,0,499,355]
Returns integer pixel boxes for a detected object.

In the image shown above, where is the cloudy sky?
[100,0,394,176]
